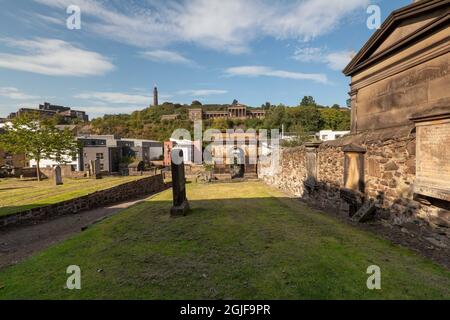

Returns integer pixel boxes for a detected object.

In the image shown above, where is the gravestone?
[304,142,321,191]
[170,149,190,216]
[411,110,450,202]
[341,144,366,216]
[90,159,102,179]
[351,201,376,223]
[53,165,63,186]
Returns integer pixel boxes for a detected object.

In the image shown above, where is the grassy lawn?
[0,176,147,217]
[0,181,449,299]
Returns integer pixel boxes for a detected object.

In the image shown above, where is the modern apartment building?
[8,102,89,122]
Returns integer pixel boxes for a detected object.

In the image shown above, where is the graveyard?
[0,181,449,299]
[0,176,149,217]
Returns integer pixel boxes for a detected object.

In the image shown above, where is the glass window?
[96,153,104,160]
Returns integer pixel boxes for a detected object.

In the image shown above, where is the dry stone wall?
[259,126,449,234]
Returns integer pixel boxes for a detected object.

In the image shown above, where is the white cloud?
[0,38,114,76]
[293,47,354,71]
[34,0,369,54]
[0,87,40,100]
[75,92,153,105]
[34,13,63,25]
[177,89,228,97]
[326,51,355,71]
[225,66,328,83]
[140,50,194,65]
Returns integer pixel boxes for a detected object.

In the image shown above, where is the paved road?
[0,197,147,270]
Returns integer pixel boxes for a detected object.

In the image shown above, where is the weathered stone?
[406,140,416,156]
[170,149,190,217]
[384,161,399,171]
[53,165,63,186]
[90,159,102,179]
[411,112,450,202]
[424,237,447,248]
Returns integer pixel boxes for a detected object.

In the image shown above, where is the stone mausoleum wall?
[0,174,166,229]
[259,127,449,233]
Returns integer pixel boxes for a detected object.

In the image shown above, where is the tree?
[261,102,273,110]
[300,96,316,107]
[232,99,239,105]
[320,108,351,131]
[191,100,202,106]
[0,114,79,181]
[331,104,340,109]
[289,106,324,133]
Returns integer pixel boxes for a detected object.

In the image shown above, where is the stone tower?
[153,86,159,106]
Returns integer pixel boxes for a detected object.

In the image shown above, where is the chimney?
[153,86,159,106]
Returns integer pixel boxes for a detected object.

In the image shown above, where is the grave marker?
[170,149,190,216]
[54,165,63,186]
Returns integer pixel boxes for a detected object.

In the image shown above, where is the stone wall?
[40,166,86,179]
[259,126,449,233]
[0,174,166,229]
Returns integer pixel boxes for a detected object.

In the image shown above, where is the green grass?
[0,176,148,217]
[0,181,449,299]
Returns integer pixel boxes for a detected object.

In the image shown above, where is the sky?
[0,0,412,118]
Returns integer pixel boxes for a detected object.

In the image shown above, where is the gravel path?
[0,197,147,270]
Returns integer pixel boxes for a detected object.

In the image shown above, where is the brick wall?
[0,174,166,229]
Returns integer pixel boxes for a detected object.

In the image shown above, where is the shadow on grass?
[1,194,450,300]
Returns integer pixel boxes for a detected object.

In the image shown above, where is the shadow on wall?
[259,132,450,231]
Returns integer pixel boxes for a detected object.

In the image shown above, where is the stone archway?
[230,147,245,179]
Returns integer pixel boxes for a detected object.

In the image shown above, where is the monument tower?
[153,86,159,106]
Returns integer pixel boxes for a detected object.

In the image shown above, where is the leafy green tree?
[300,96,316,107]
[289,106,324,133]
[320,108,351,131]
[0,114,79,181]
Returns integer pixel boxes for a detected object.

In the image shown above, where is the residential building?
[8,102,89,122]
[165,139,195,164]
[0,121,27,168]
[120,138,164,162]
[316,130,350,141]
[28,135,163,174]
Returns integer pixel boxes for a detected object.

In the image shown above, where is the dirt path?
[0,197,148,270]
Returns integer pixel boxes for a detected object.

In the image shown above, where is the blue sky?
[0,0,411,118]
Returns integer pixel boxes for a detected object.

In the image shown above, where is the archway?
[230,147,245,179]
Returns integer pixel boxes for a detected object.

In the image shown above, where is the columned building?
[188,103,265,121]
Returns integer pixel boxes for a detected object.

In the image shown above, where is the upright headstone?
[53,165,63,186]
[90,159,102,179]
[411,110,450,201]
[340,144,366,216]
[170,149,190,216]
[304,142,321,191]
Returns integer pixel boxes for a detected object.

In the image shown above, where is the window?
[96,153,104,160]
[100,164,104,170]
[322,135,328,140]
